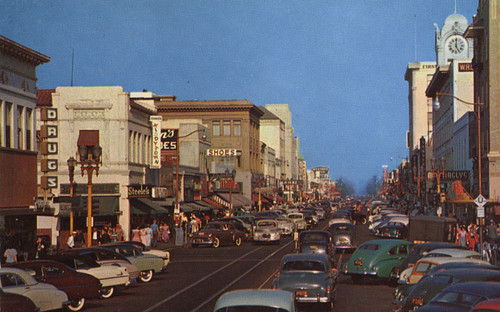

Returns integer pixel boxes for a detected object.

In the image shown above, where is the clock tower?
[434,14,473,66]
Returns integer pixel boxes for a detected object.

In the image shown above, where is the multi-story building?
[155,97,261,209]
[0,35,50,253]
[38,87,170,243]
[465,0,500,207]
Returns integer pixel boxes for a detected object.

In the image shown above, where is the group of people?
[455,220,500,251]
[67,224,125,249]
[131,219,171,248]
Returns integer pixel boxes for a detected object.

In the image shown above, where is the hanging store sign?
[206,148,240,157]
[128,184,152,198]
[160,129,178,150]
[150,116,162,169]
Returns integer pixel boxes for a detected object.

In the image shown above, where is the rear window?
[359,244,380,251]
[283,260,325,272]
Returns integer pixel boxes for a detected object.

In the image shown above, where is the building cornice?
[0,35,50,65]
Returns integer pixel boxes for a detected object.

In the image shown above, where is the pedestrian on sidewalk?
[151,219,159,248]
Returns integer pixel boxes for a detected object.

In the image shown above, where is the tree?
[335,178,355,196]
[365,175,381,196]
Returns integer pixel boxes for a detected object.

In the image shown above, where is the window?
[17,106,23,149]
[213,121,221,136]
[399,244,409,255]
[223,121,231,136]
[44,266,64,277]
[26,108,32,150]
[0,273,25,287]
[234,120,241,136]
[6,102,12,148]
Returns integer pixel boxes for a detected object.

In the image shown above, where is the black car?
[374,221,407,239]
[298,230,334,259]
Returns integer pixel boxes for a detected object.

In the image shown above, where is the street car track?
[140,246,265,312]
[190,239,295,312]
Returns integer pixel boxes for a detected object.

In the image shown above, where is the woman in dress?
[140,226,148,246]
[131,226,141,242]
[162,222,170,243]
[145,224,152,248]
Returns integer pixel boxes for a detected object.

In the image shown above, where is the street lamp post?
[413,166,424,200]
[431,157,446,194]
[67,156,77,234]
[224,168,236,217]
[174,129,206,227]
[78,144,102,247]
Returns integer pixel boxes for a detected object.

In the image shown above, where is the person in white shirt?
[4,246,17,263]
[67,232,76,249]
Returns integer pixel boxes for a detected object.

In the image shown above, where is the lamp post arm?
[436,92,484,106]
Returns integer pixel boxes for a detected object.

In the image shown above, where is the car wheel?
[234,237,242,246]
[100,286,114,299]
[140,270,154,283]
[66,298,85,311]
[212,237,220,248]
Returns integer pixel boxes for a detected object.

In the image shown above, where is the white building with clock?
[425,12,475,198]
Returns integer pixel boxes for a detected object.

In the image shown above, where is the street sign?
[474,194,487,208]
[477,207,485,218]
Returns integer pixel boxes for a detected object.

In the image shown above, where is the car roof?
[416,257,490,266]
[435,268,500,280]
[425,248,481,258]
[0,267,38,286]
[437,281,500,297]
[359,239,411,247]
[414,242,467,251]
[214,289,295,311]
[472,298,500,310]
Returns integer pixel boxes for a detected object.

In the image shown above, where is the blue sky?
[2,0,479,193]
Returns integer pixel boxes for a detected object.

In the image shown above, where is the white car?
[328,218,352,227]
[0,267,69,312]
[287,212,307,231]
[253,219,281,243]
[215,289,296,312]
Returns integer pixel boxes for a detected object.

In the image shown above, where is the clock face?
[447,36,466,54]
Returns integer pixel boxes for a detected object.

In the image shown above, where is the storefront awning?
[130,198,170,215]
[214,192,253,208]
[184,202,212,212]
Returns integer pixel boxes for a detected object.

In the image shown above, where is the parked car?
[104,241,170,268]
[343,239,413,284]
[298,230,334,259]
[44,254,129,299]
[189,221,246,248]
[255,212,295,236]
[390,242,467,282]
[393,262,497,309]
[273,253,338,310]
[287,212,308,231]
[8,260,101,311]
[214,289,296,312]
[100,243,167,283]
[403,256,491,285]
[253,219,281,244]
[0,267,69,312]
[62,247,140,281]
[0,287,38,312]
[400,268,500,312]
[329,222,356,250]
[415,281,500,312]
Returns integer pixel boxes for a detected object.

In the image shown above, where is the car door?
[0,271,52,311]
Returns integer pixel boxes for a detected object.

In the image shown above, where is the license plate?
[309,245,318,250]
[354,260,363,265]
[384,232,389,236]
[412,298,424,305]
[295,291,307,297]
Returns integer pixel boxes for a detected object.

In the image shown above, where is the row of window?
[212,120,241,136]
[0,100,33,151]
[129,130,152,165]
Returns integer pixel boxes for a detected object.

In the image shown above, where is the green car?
[344,239,412,284]
[100,244,166,283]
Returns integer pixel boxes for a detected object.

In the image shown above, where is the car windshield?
[258,221,277,227]
[216,307,290,312]
[282,260,325,272]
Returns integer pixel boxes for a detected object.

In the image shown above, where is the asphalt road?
[80,219,396,312]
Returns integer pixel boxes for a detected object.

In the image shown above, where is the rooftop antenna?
[454,0,458,14]
[414,14,418,62]
[71,48,74,86]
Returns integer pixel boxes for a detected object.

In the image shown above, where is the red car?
[0,288,37,312]
[8,260,101,311]
[189,221,246,248]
